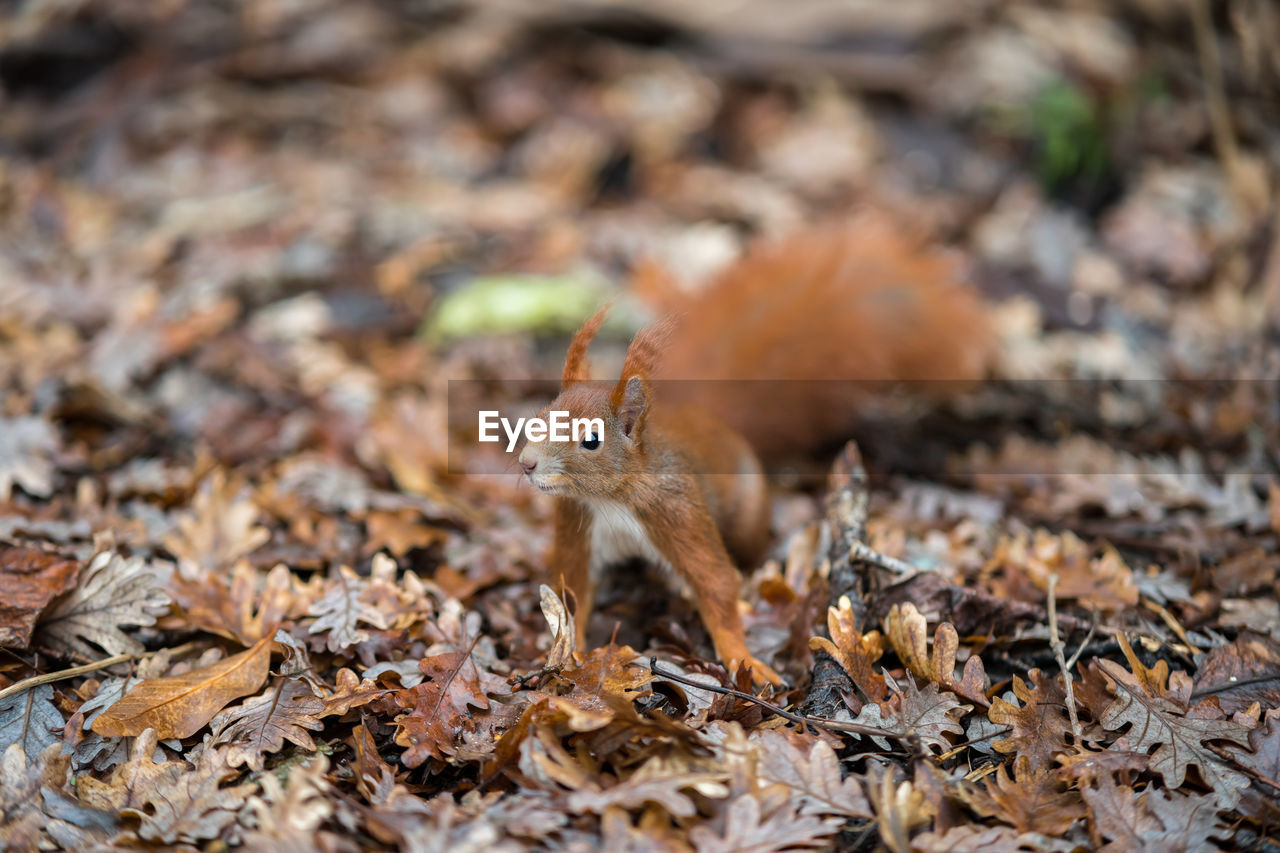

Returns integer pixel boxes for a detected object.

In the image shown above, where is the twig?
[1046,574,1083,744]
[649,658,898,738]
[802,442,867,719]
[1065,618,1097,671]
[937,726,1014,761]
[1189,0,1240,182]
[0,638,230,705]
[1141,597,1203,655]
[848,541,916,576]
[0,653,132,704]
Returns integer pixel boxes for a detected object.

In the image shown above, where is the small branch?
[650,658,897,738]
[937,726,1014,761]
[0,653,132,704]
[1065,619,1097,672]
[848,541,916,576]
[802,442,867,719]
[1046,574,1083,744]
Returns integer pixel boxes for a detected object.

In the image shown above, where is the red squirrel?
[517,219,991,686]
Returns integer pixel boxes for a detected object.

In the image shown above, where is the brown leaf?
[1,742,112,849]
[913,824,1071,852]
[171,561,307,645]
[0,415,59,501]
[538,584,575,670]
[34,550,169,660]
[165,469,270,577]
[92,633,273,739]
[966,755,1084,836]
[567,758,728,818]
[809,595,887,703]
[753,729,872,819]
[1082,773,1226,853]
[392,648,512,768]
[988,669,1072,772]
[1098,641,1251,808]
[0,545,79,649]
[1191,633,1280,714]
[77,729,255,844]
[0,684,63,761]
[884,604,989,708]
[210,676,325,771]
[306,564,391,653]
[688,793,841,852]
[851,676,968,752]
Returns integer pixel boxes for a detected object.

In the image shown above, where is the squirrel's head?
[516,307,665,499]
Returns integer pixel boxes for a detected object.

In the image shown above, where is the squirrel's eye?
[580,434,601,450]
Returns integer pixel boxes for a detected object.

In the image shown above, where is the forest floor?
[1,1,1279,850]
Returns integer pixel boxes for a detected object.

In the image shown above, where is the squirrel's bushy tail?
[647,216,992,457]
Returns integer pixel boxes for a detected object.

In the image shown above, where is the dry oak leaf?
[988,669,1073,772]
[989,529,1138,611]
[1191,633,1280,714]
[809,594,888,702]
[566,757,729,818]
[0,415,59,501]
[209,676,326,771]
[76,728,254,845]
[165,469,270,577]
[306,564,391,652]
[538,583,575,670]
[1097,637,1251,808]
[884,603,989,708]
[0,684,63,762]
[34,549,169,660]
[1082,773,1226,853]
[752,729,873,819]
[850,674,968,752]
[0,545,80,649]
[171,561,306,645]
[966,755,1085,836]
[242,753,334,846]
[393,648,512,769]
[912,825,1073,852]
[689,794,842,853]
[92,633,273,739]
[1,742,113,850]
[867,767,932,853]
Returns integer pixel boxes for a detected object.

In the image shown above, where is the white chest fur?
[585,499,668,575]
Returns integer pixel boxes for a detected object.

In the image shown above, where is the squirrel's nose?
[519,456,537,475]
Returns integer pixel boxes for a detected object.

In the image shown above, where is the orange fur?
[522,217,992,687]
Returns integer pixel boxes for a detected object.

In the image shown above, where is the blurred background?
[0,0,1277,512]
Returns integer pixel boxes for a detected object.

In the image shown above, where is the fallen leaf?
[752,729,873,819]
[210,676,326,771]
[538,584,575,670]
[965,755,1084,835]
[0,685,63,763]
[0,545,80,649]
[0,415,59,501]
[1082,773,1226,853]
[988,669,1073,772]
[884,604,989,708]
[851,675,968,752]
[77,729,255,844]
[34,550,169,660]
[393,648,512,768]
[92,633,273,739]
[165,469,270,577]
[1098,639,1251,808]
[689,793,841,852]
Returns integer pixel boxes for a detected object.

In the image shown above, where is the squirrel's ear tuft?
[561,305,610,389]
[617,317,674,384]
[615,375,648,439]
